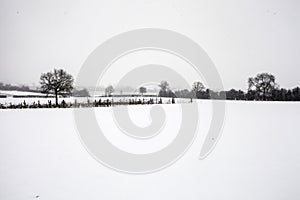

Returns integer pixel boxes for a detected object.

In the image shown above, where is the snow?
[0,90,53,97]
[0,101,300,200]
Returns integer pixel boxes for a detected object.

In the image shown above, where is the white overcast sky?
[0,0,299,90]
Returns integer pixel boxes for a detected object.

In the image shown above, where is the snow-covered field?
[0,90,54,97]
[0,101,300,200]
[0,90,189,106]
[0,96,190,106]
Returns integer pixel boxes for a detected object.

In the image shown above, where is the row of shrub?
[0,98,177,109]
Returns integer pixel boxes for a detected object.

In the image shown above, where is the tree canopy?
[40,69,74,105]
[248,73,278,100]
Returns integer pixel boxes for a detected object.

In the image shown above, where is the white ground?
[0,101,299,200]
[0,90,190,105]
[0,90,53,97]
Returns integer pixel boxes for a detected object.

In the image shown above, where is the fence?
[0,97,192,109]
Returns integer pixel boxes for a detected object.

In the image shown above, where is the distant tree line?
[2,70,300,103]
[159,73,300,101]
[72,88,90,97]
[0,82,37,92]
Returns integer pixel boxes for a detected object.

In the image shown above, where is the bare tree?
[40,69,74,106]
[159,81,169,92]
[192,81,205,93]
[158,81,175,97]
[191,81,206,98]
[139,86,147,96]
[248,72,278,100]
[105,85,114,97]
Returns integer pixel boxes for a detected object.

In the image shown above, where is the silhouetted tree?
[192,81,206,99]
[202,89,211,99]
[286,89,293,101]
[192,82,205,91]
[158,81,176,97]
[292,87,300,101]
[248,73,278,100]
[226,89,245,100]
[159,81,169,92]
[139,86,147,96]
[40,69,74,106]
[105,85,114,97]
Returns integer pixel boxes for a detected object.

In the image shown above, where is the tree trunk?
[55,91,58,106]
